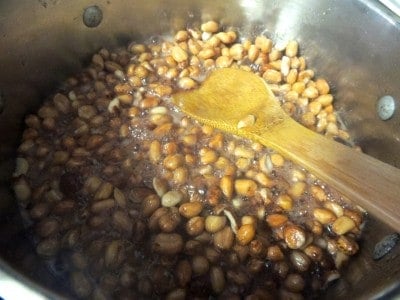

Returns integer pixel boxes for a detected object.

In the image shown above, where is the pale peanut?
[220,176,234,199]
[332,216,356,235]
[255,36,272,53]
[271,153,285,167]
[277,194,293,211]
[215,56,233,68]
[263,69,282,83]
[171,46,188,63]
[285,40,299,57]
[236,224,256,245]
[315,78,330,94]
[178,77,197,90]
[149,140,161,163]
[311,185,327,202]
[201,20,219,33]
[161,190,184,207]
[313,208,336,225]
[205,216,227,233]
[235,179,257,197]
[289,182,306,198]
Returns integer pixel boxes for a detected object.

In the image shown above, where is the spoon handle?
[258,118,400,231]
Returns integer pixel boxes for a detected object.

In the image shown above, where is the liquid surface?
[13,21,364,299]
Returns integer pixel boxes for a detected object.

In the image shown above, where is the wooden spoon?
[172,68,400,232]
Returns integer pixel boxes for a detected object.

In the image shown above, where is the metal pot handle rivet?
[83,5,103,28]
[376,95,396,121]
[373,233,400,260]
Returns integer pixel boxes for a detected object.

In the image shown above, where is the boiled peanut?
[332,216,356,235]
[94,182,113,200]
[336,235,359,255]
[285,41,299,57]
[112,210,133,233]
[201,20,219,33]
[158,209,181,233]
[162,190,184,207]
[152,233,183,255]
[266,214,288,228]
[176,260,192,287]
[236,223,256,245]
[91,199,115,214]
[192,255,209,275]
[284,273,305,293]
[267,245,285,261]
[71,271,92,298]
[284,225,306,249]
[105,240,125,269]
[214,226,234,250]
[277,194,293,211]
[220,176,234,199]
[234,179,257,197]
[210,266,225,294]
[313,208,336,225]
[290,250,311,272]
[205,215,227,233]
[179,201,203,218]
[153,177,168,197]
[186,216,205,236]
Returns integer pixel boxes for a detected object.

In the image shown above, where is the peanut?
[235,179,257,197]
[284,225,306,249]
[179,201,203,218]
[236,224,256,245]
[332,216,356,235]
[205,216,227,233]
[152,233,183,255]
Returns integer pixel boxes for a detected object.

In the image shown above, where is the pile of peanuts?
[13,20,365,299]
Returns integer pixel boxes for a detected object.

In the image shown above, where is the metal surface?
[0,91,4,114]
[379,0,400,16]
[0,269,48,300]
[0,0,399,299]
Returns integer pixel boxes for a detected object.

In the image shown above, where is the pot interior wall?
[0,0,399,298]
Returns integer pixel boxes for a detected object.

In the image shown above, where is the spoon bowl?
[173,68,400,231]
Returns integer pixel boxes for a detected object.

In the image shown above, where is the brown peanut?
[284,225,306,249]
[186,216,205,236]
[176,260,192,287]
[152,233,184,255]
[266,214,288,228]
[214,226,234,250]
[179,201,203,218]
[141,194,161,217]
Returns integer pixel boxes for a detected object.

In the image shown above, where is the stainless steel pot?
[0,0,399,299]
